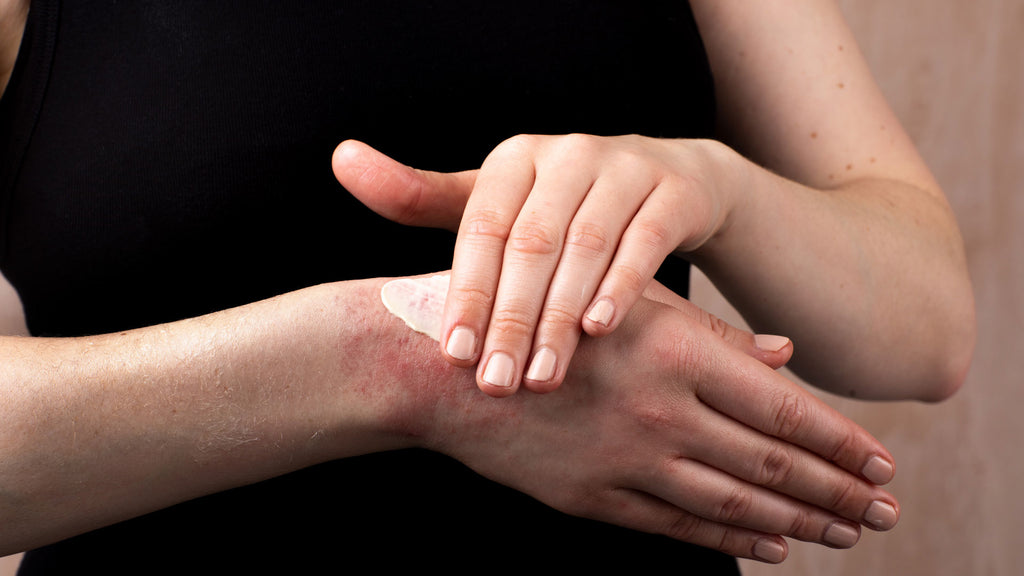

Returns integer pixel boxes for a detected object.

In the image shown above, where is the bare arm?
[0,0,28,97]
[0,273,27,336]
[0,273,901,562]
[0,280,416,554]
[688,0,975,400]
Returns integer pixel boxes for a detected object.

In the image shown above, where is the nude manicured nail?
[864,500,899,530]
[754,334,790,352]
[445,326,477,361]
[823,521,860,548]
[752,538,786,563]
[861,455,895,485]
[482,352,515,388]
[525,347,557,382]
[586,299,615,327]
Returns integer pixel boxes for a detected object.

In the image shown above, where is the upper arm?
[1,0,30,336]
[689,0,940,194]
[0,272,27,336]
[0,0,29,97]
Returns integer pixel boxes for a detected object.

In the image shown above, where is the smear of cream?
[380,274,449,342]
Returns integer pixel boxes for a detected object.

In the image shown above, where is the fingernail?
[754,334,790,352]
[864,500,899,530]
[861,455,895,485]
[445,326,477,361]
[823,521,860,548]
[752,538,787,563]
[482,352,515,388]
[525,347,557,382]
[586,299,615,327]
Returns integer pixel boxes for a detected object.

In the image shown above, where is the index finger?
[440,141,536,371]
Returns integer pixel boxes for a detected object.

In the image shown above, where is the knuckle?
[564,221,611,259]
[539,302,582,333]
[625,216,674,253]
[607,261,649,295]
[702,312,733,341]
[489,309,539,340]
[665,512,705,543]
[633,403,677,434]
[664,343,692,383]
[662,171,704,195]
[610,144,646,166]
[610,149,658,183]
[785,510,813,539]
[507,219,562,257]
[664,328,711,386]
[463,208,513,242]
[755,444,796,488]
[714,530,747,559]
[825,477,860,512]
[558,132,602,155]
[494,133,541,158]
[448,284,495,310]
[767,390,808,439]
[716,488,754,524]
[826,427,858,465]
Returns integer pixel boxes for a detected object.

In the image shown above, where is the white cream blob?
[380,274,450,342]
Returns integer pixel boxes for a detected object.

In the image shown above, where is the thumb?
[331,140,476,232]
[643,280,794,370]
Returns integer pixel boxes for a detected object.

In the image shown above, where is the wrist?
[321,277,472,456]
[684,138,760,264]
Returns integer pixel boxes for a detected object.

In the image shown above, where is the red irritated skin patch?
[380,274,451,342]
[374,273,483,443]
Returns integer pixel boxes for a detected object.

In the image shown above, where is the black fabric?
[2,0,733,573]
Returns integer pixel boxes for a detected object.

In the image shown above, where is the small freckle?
[838,45,845,51]
[870,157,877,164]
[810,131,818,139]
[837,82,845,89]
[828,174,836,180]
[846,164,853,171]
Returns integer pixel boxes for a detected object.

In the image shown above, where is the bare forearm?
[0,280,412,553]
[690,147,974,400]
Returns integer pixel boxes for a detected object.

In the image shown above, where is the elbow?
[849,289,976,403]
[918,332,974,403]
[916,297,976,403]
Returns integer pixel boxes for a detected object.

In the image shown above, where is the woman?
[0,0,973,573]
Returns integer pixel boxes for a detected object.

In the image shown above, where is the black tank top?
[2,1,734,573]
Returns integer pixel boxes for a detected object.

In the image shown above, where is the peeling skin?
[380,274,450,342]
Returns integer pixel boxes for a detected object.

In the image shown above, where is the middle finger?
[474,153,596,395]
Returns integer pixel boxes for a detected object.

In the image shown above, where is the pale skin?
[335,0,975,400]
[0,276,900,562]
[0,0,27,97]
[0,0,968,565]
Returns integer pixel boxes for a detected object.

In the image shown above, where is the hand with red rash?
[364,272,899,564]
[334,142,902,562]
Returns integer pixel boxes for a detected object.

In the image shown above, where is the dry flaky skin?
[380,274,450,342]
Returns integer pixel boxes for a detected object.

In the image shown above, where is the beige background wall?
[1,0,1020,574]
[714,0,1023,574]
